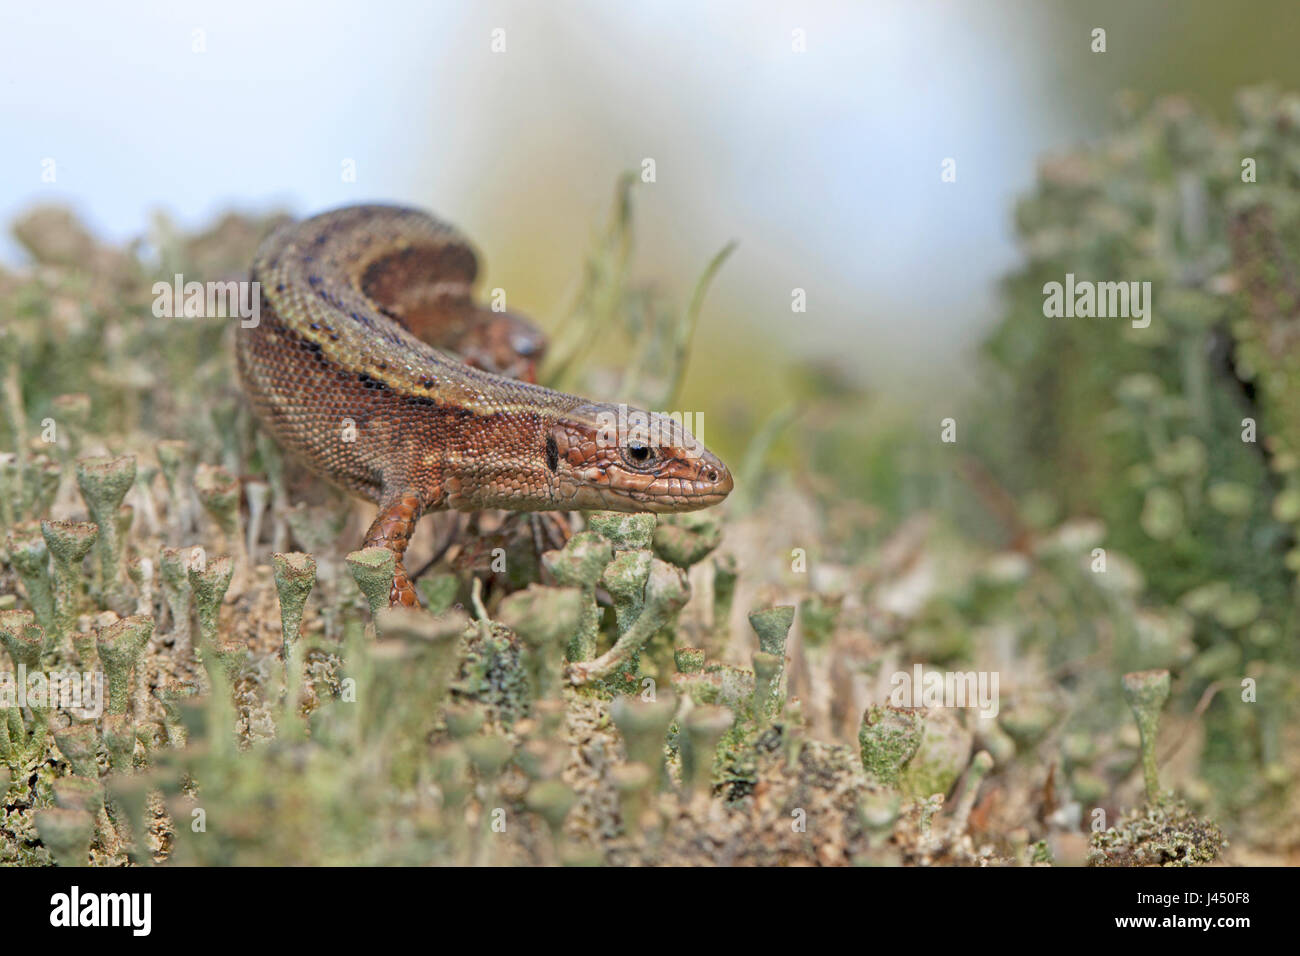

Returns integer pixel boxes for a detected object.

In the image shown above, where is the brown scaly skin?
[237,204,733,606]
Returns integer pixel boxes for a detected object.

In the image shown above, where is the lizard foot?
[390,562,419,607]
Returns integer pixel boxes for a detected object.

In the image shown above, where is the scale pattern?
[236,204,732,605]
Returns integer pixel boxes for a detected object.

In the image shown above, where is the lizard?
[236,204,733,607]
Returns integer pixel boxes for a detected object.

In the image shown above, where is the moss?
[651,512,722,568]
[858,706,924,786]
[897,708,973,801]
[1090,798,1226,866]
[1029,840,1053,865]
[451,621,530,728]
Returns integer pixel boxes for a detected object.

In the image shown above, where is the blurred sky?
[4,0,1300,410]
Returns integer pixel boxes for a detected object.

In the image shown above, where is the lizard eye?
[511,333,542,357]
[621,441,657,469]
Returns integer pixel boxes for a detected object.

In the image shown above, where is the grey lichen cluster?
[0,163,1256,866]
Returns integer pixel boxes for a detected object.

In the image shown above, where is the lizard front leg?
[362,491,424,607]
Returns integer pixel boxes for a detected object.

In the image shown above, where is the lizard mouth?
[620,461,734,511]
[563,453,734,513]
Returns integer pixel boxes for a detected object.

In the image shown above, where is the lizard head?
[546,402,733,513]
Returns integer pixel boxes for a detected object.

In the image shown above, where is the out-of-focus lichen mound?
[1090,799,1227,867]
[977,89,1300,845]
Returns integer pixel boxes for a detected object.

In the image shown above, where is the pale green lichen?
[75,454,136,606]
[1122,668,1171,803]
[1090,798,1226,866]
[859,705,924,786]
[40,519,97,649]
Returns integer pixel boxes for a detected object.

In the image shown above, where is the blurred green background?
[4,0,1300,486]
